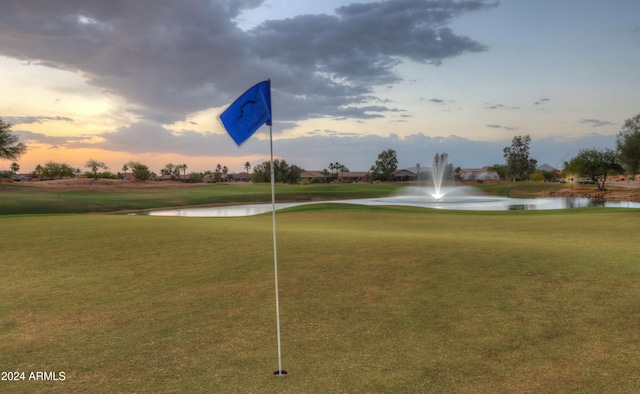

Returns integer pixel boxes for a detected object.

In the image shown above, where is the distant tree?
[122,163,129,175]
[487,164,507,180]
[213,164,223,182]
[274,159,301,184]
[453,166,462,180]
[274,160,287,183]
[174,164,185,180]
[10,162,19,173]
[180,163,188,177]
[85,170,118,179]
[444,163,454,180]
[0,118,27,161]
[328,162,349,182]
[320,169,331,183]
[161,163,180,180]
[503,135,537,181]
[251,163,269,183]
[369,149,398,181]
[34,164,43,179]
[540,169,560,182]
[564,148,622,191]
[129,161,151,181]
[290,164,302,184]
[85,159,108,180]
[529,172,544,182]
[616,112,640,178]
[244,161,251,175]
[160,164,172,176]
[189,172,203,182]
[251,159,301,184]
[41,161,74,179]
[41,161,60,179]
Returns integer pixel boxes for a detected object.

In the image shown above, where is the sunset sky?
[1,0,639,174]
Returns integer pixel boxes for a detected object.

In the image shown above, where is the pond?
[144,195,640,217]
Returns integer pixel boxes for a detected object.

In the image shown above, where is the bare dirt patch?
[551,179,640,203]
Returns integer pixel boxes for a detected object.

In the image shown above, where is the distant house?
[300,170,328,183]
[300,170,369,183]
[14,173,32,182]
[392,169,416,181]
[339,171,369,183]
[202,173,245,183]
[232,172,251,183]
[120,172,135,181]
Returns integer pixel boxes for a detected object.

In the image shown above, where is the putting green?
[1,207,639,392]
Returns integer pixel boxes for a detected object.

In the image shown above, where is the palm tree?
[162,163,178,180]
[214,164,222,182]
[174,164,184,180]
[181,163,188,177]
[10,162,19,174]
[329,162,349,183]
[244,161,251,175]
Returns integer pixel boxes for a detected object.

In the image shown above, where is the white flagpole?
[269,121,286,377]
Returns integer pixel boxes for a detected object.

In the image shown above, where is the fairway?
[2,206,640,392]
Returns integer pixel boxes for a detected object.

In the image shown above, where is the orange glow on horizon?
[3,146,273,175]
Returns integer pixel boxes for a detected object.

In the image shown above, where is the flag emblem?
[219,80,271,146]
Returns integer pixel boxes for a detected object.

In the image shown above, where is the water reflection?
[144,197,640,217]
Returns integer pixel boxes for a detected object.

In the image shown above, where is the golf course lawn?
[1,205,640,392]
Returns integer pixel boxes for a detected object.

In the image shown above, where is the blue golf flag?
[219,80,272,146]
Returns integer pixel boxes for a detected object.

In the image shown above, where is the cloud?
[15,130,87,145]
[0,0,494,124]
[6,116,74,125]
[16,123,617,173]
[485,102,519,110]
[486,124,519,131]
[534,98,550,106]
[579,119,615,127]
[90,122,229,156]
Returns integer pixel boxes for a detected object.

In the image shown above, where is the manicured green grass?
[2,206,640,392]
[0,182,399,214]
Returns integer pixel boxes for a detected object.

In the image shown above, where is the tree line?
[489,112,640,190]
[2,113,640,189]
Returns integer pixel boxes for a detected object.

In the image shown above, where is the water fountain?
[430,153,448,200]
[388,152,503,208]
